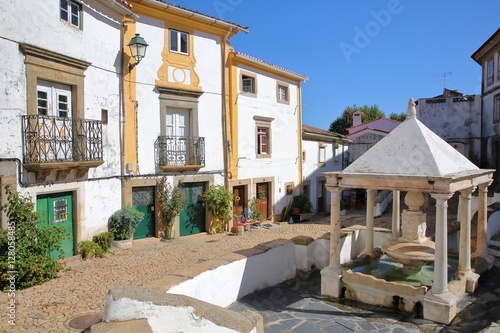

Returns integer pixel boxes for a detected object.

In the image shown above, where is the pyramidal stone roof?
[342,98,479,177]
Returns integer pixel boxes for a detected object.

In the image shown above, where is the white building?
[302,125,348,213]
[0,0,134,257]
[471,28,500,178]
[227,52,308,223]
[416,89,482,166]
[121,1,247,238]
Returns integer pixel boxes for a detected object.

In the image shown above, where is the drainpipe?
[221,27,232,189]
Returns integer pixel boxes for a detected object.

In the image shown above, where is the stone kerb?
[102,286,260,333]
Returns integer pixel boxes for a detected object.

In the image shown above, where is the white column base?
[422,291,457,324]
[321,265,343,298]
[459,270,480,293]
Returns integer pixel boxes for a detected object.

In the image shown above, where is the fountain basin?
[381,238,435,269]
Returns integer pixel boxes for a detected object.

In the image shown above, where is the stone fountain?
[320,98,495,324]
[382,191,434,271]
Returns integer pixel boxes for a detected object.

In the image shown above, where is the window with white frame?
[334,144,340,162]
[60,0,82,29]
[277,83,289,103]
[170,29,189,55]
[494,94,500,124]
[242,75,256,94]
[254,116,273,158]
[487,59,494,86]
[37,80,72,117]
[318,143,327,166]
[257,128,268,154]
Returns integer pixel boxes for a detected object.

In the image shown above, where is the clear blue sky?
[170,0,500,130]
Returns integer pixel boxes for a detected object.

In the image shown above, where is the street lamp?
[128,33,149,70]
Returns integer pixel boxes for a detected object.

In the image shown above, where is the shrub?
[109,206,144,240]
[78,240,104,259]
[92,231,114,253]
[203,185,235,233]
[281,193,314,222]
[249,197,263,222]
[157,177,187,239]
[0,185,68,290]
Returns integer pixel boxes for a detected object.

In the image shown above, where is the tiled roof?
[142,1,248,31]
[346,117,401,130]
[232,52,309,80]
[114,0,133,9]
[302,125,345,139]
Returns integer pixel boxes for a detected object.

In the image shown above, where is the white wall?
[302,139,345,211]
[0,0,124,240]
[235,64,300,214]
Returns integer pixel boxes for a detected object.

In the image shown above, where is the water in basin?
[352,254,459,287]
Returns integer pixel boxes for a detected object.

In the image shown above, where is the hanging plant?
[157,177,187,239]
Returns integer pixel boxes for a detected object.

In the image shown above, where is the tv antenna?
[433,72,453,89]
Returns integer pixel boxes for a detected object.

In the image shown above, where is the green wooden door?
[37,192,74,258]
[180,182,205,236]
[132,186,155,239]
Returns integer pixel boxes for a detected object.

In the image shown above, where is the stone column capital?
[431,193,453,206]
[478,181,493,192]
[460,186,476,198]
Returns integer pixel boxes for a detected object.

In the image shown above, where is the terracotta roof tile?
[232,52,309,80]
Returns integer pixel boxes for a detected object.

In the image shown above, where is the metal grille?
[132,187,154,206]
[22,115,103,164]
[156,136,205,167]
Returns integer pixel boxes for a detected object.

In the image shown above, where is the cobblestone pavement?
[231,264,500,333]
[1,212,499,332]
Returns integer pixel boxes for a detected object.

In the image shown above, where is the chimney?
[352,110,363,127]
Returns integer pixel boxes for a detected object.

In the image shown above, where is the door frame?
[253,177,274,220]
[36,191,75,258]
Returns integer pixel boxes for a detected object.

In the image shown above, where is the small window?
[257,128,268,154]
[101,109,108,125]
[302,150,306,163]
[242,75,255,94]
[487,60,494,86]
[170,29,189,55]
[60,0,82,29]
[334,144,340,162]
[319,144,327,165]
[53,198,68,223]
[494,94,500,124]
[277,85,289,103]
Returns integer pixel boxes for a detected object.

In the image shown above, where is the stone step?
[488,244,500,258]
[491,232,500,245]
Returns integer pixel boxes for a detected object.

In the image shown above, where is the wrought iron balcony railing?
[156,136,205,169]
[22,115,103,164]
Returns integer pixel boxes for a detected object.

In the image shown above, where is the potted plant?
[158,177,187,240]
[109,205,144,249]
[203,185,235,233]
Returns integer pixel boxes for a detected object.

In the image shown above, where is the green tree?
[389,112,406,122]
[329,104,385,135]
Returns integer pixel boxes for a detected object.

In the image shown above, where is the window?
[170,29,189,55]
[254,116,273,158]
[60,0,82,29]
[37,80,72,118]
[334,144,340,162]
[487,59,494,86]
[277,82,289,104]
[319,143,327,166]
[242,75,255,94]
[101,109,108,125]
[494,94,500,124]
[257,128,268,154]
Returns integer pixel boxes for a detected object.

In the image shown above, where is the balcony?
[22,115,104,180]
[156,136,205,172]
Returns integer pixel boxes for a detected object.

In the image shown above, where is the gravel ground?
[0,205,457,333]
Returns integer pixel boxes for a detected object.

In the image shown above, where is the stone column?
[458,187,479,292]
[474,182,494,265]
[392,190,400,238]
[422,193,457,324]
[321,187,344,298]
[364,189,375,253]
